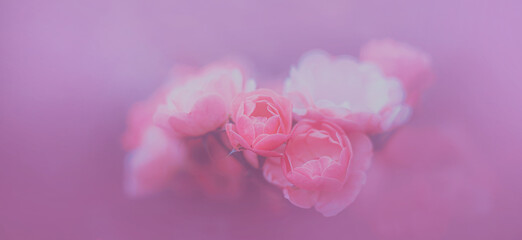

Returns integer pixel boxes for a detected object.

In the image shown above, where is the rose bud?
[360,39,434,106]
[226,89,293,157]
[280,119,373,216]
[284,50,410,134]
[154,62,255,137]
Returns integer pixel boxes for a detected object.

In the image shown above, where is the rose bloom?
[154,62,255,137]
[265,119,372,216]
[124,126,187,197]
[226,89,293,157]
[284,50,410,133]
[360,39,434,106]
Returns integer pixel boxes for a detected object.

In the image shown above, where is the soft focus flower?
[284,50,410,133]
[155,62,255,137]
[122,78,188,196]
[360,39,434,106]
[278,119,373,216]
[122,81,175,150]
[121,45,437,217]
[125,126,187,197]
[226,89,293,157]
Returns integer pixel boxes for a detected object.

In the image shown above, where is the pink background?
[1,0,521,239]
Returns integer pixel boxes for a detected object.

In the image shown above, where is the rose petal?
[236,115,256,144]
[253,134,289,151]
[225,123,250,150]
[283,187,320,209]
[314,171,367,217]
[263,158,292,188]
[168,94,227,136]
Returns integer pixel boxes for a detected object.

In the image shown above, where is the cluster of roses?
[122,39,433,217]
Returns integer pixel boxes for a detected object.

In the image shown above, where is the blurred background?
[1,0,521,239]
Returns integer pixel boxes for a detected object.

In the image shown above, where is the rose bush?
[122,40,434,217]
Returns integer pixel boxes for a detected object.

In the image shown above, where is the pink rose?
[154,62,255,137]
[226,89,293,157]
[125,126,187,197]
[284,50,410,133]
[278,119,373,216]
[360,39,434,106]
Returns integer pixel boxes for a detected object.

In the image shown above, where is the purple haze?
[1,0,521,239]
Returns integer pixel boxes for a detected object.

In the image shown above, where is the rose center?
[250,101,273,118]
[287,129,343,169]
